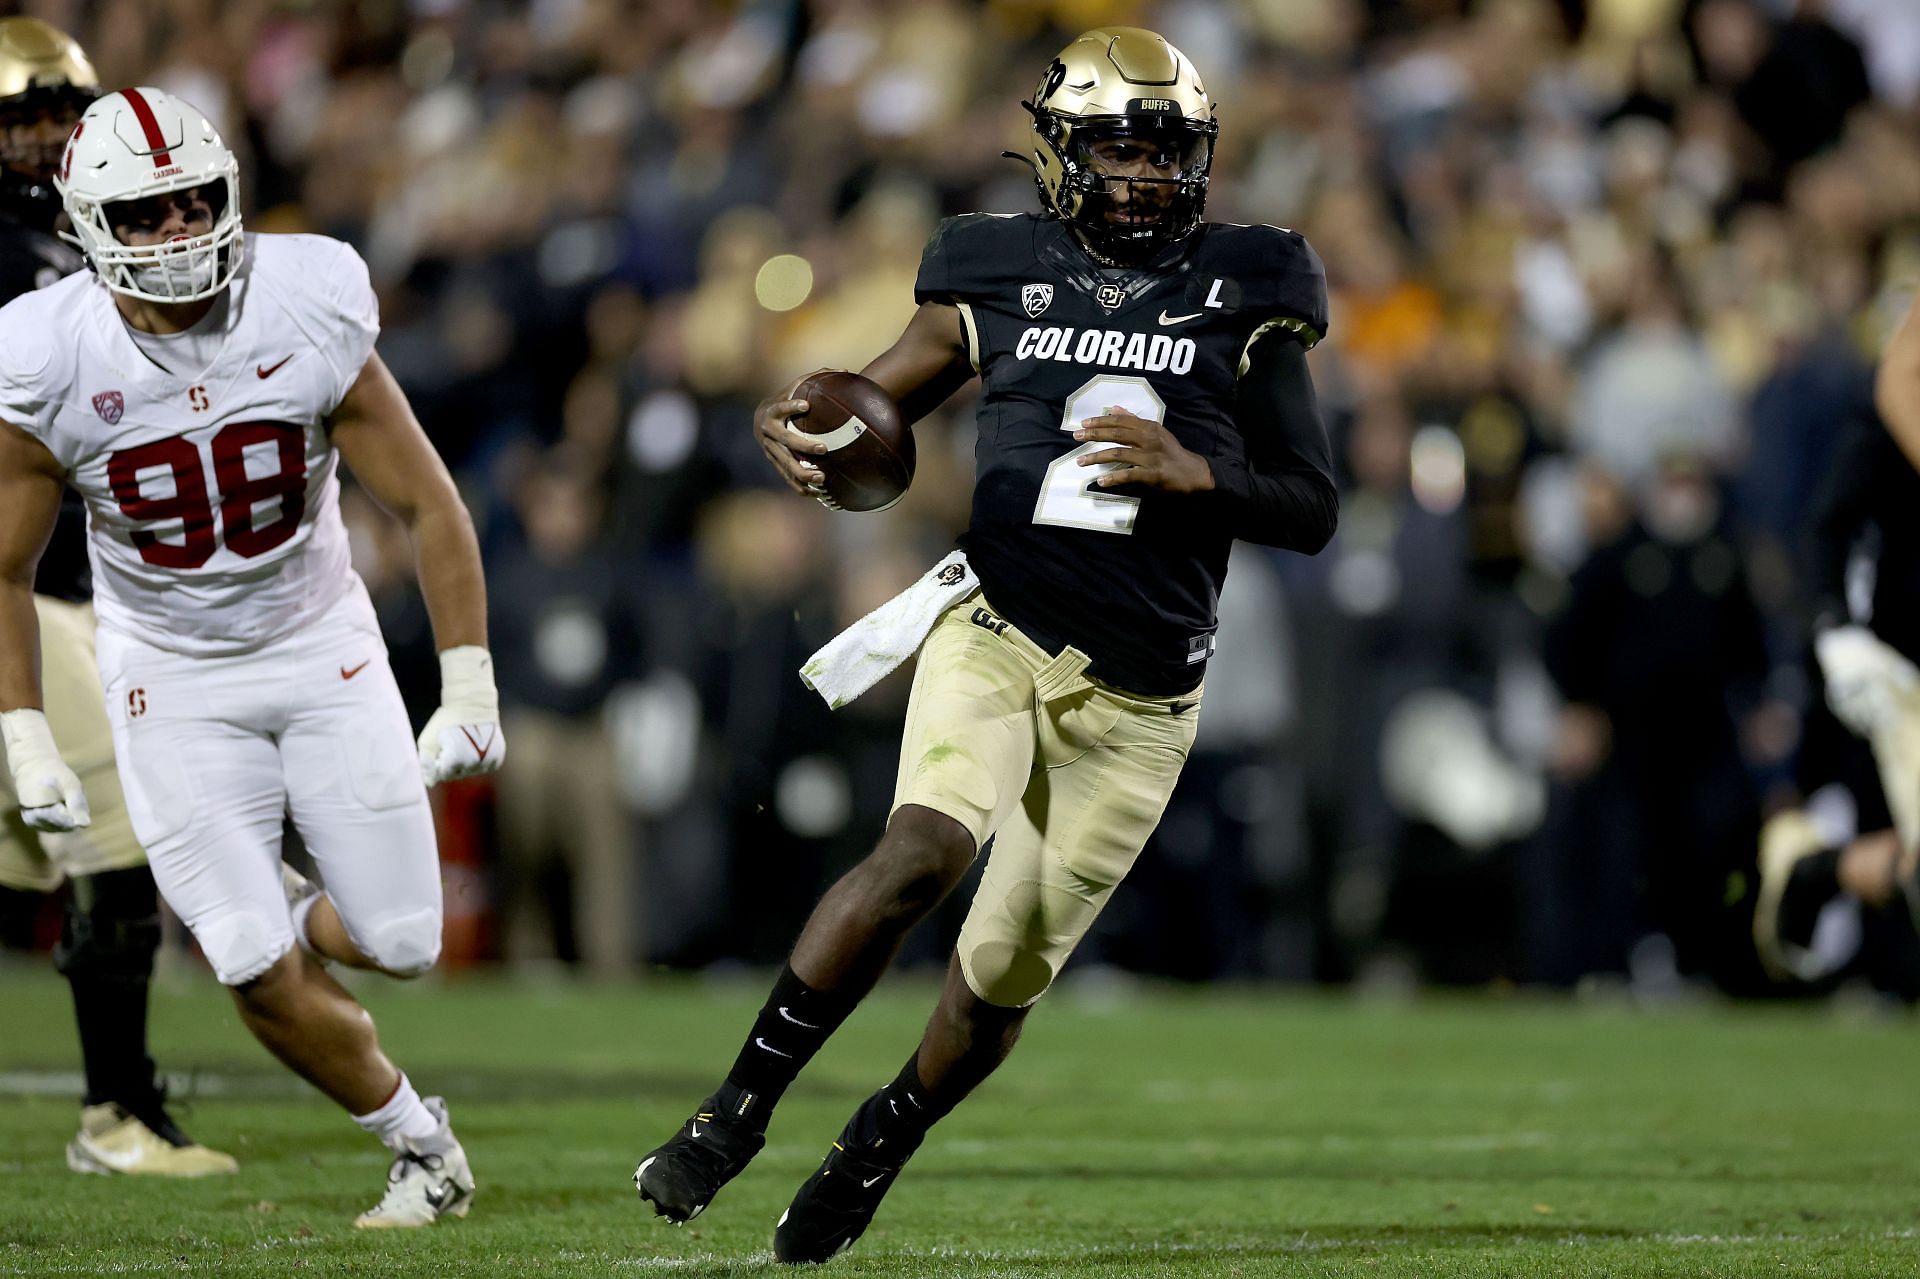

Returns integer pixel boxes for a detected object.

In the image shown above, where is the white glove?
[1,708,91,831]
[1816,624,1920,738]
[416,646,506,786]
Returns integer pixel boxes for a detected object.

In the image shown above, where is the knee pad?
[960,938,1056,1008]
[361,908,441,978]
[54,868,161,982]
[194,909,295,986]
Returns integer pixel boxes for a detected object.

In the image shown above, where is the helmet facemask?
[84,179,242,302]
[1028,105,1216,265]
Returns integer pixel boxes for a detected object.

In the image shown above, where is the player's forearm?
[1206,462,1339,551]
[0,578,43,712]
[405,497,488,652]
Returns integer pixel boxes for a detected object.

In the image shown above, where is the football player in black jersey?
[0,17,235,1176]
[634,28,1334,1260]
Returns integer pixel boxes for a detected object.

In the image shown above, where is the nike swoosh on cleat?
[636,1156,656,1183]
[423,1181,454,1210]
[81,1143,146,1172]
[688,1121,704,1138]
[862,1174,886,1188]
[777,1005,822,1029]
[754,1037,794,1058]
[1157,310,1202,325]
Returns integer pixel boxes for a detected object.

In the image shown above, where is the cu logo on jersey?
[1022,283,1053,318]
[127,688,147,718]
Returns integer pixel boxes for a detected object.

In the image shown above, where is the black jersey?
[915,212,1329,695]
[0,213,90,601]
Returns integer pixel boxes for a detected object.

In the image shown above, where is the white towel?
[800,550,977,709]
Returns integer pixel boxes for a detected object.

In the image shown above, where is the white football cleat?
[354,1097,475,1228]
[66,1102,239,1177]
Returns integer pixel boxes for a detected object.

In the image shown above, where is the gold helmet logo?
[1019,28,1218,263]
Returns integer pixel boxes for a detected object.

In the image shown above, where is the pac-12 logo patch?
[91,390,124,424]
[1022,283,1053,318]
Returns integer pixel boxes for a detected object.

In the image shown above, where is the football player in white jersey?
[0,87,506,1227]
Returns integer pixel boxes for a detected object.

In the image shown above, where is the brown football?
[788,369,915,512]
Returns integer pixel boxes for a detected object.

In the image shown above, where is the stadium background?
[6,0,1919,999]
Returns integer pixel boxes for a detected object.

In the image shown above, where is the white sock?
[352,1074,441,1152]
[290,893,322,954]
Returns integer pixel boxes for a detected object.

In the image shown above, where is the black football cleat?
[773,1121,916,1264]
[633,1096,765,1224]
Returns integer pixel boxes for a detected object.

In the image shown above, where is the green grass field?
[3,967,1917,1277]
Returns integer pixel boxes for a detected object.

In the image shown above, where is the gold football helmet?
[0,17,98,226]
[1019,28,1218,264]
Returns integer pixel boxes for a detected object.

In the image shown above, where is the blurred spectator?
[489,448,646,975]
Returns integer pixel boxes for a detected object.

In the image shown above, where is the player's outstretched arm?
[328,353,503,785]
[753,302,972,495]
[1876,291,1920,473]
[0,420,90,829]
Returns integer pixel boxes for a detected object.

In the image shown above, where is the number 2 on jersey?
[1032,374,1165,535]
[107,424,307,568]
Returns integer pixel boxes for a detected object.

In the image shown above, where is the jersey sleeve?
[913,214,1024,306]
[1239,227,1329,357]
[914,217,965,305]
[304,236,381,408]
[0,300,67,465]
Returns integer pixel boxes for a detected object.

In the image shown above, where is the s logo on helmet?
[91,390,124,424]
[61,122,82,183]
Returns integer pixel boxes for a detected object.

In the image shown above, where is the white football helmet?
[54,86,242,303]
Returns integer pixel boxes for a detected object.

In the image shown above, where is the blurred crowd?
[21,0,1920,992]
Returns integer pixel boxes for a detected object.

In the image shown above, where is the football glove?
[416,646,506,787]
[1815,624,1920,739]
[1,707,91,831]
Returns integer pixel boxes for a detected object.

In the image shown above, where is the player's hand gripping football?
[753,391,830,498]
[416,646,507,786]
[0,708,90,831]
[1074,406,1217,493]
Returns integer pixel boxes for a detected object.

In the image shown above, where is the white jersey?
[0,234,377,655]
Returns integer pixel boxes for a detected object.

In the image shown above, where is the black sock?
[717,965,859,1131]
[849,1054,951,1160]
[1780,846,1844,949]
[56,871,163,1110]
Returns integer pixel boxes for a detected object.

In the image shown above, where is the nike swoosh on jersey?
[340,660,371,680]
[1157,310,1202,326]
[256,354,295,378]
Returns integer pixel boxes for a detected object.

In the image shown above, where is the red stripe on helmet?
[118,89,174,169]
